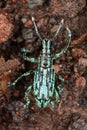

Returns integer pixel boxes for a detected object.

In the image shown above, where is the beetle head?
[42,39,52,50]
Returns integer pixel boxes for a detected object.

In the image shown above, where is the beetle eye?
[43,63,47,66]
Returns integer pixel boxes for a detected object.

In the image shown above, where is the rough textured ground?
[0,0,87,130]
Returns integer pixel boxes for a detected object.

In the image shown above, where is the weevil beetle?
[8,17,71,108]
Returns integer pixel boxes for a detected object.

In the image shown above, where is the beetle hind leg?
[57,84,63,94]
[56,74,64,94]
[24,84,32,108]
[51,89,60,108]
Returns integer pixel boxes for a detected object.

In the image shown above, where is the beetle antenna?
[53,19,64,40]
[32,17,42,40]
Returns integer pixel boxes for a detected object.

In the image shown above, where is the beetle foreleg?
[24,84,32,108]
[52,27,71,60]
[21,48,38,63]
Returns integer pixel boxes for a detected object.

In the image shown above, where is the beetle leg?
[57,84,63,94]
[50,101,55,108]
[51,89,60,108]
[8,70,34,86]
[56,73,64,83]
[24,84,32,108]
[55,89,60,103]
[56,74,64,93]
[21,48,38,63]
[58,75,64,82]
[52,27,71,60]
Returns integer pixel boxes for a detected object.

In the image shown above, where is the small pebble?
[0,11,14,43]
[27,0,45,8]
[75,76,86,88]
[72,48,85,58]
